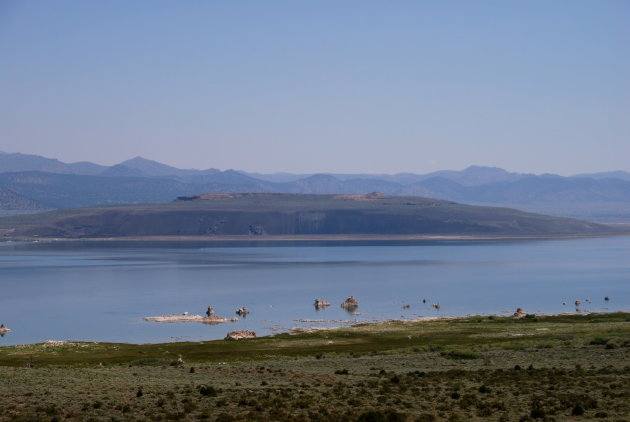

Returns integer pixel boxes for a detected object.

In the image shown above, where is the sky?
[0,1,628,175]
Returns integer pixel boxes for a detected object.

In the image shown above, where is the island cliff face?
[0,193,618,239]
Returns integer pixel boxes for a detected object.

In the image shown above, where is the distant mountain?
[66,161,107,175]
[0,193,620,239]
[0,153,220,178]
[409,177,466,199]
[283,174,347,194]
[116,156,220,178]
[0,152,106,175]
[573,171,630,182]
[238,172,312,183]
[450,176,630,204]
[1,152,630,222]
[2,152,627,187]
[100,164,149,178]
[0,172,196,209]
[425,165,532,186]
[0,187,46,211]
[187,170,270,186]
[244,166,529,186]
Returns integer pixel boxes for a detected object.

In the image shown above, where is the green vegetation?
[1,313,629,421]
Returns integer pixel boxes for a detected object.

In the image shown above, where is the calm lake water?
[1,237,629,346]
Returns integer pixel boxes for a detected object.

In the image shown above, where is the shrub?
[605,339,622,349]
[478,385,491,394]
[198,385,217,397]
[530,408,546,419]
[182,401,198,413]
[589,337,609,346]
[355,409,407,422]
[571,405,584,416]
[216,413,235,422]
[129,358,170,366]
[441,350,479,360]
[415,413,437,422]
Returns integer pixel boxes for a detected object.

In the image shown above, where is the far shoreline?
[2,232,629,244]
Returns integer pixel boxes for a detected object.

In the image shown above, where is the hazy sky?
[1,1,628,175]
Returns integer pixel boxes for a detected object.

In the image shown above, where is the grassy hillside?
[0,193,620,239]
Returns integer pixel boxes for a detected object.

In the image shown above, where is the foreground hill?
[0,193,619,239]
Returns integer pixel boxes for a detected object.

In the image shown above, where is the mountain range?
[1,152,629,222]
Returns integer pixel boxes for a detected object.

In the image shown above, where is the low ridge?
[0,193,620,239]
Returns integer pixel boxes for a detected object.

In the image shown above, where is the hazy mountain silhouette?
[0,152,106,175]
[115,156,220,178]
[1,153,629,221]
[573,171,630,182]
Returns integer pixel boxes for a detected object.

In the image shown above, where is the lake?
[1,237,629,346]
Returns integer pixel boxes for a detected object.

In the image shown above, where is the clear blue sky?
[1,1,628,175]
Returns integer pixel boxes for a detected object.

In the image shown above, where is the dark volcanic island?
[0,193,622,239]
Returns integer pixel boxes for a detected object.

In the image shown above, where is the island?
[0,193,623,240]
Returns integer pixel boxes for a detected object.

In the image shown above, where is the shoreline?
[3,310,629,348]
[2,232,628,243]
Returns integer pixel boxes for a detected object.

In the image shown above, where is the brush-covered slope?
[0,193,619,239]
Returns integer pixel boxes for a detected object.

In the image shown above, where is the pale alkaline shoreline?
[4,310,629,348]
[3,232,629,244]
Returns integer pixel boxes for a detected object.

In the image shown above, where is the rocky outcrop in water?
[314,299,330,309]
[340,296,359,310]
[225,330,256,340]
[144,305,240,324]
[0,324,10,337]
[235,307,250,317]
[143,314,232,323]
[513,307,527,318]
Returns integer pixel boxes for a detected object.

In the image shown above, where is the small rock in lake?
[513,307,527,318]
[235,306,250,317]
[340,296,359,310]
[314,298,331,309]
[0,324,10,337]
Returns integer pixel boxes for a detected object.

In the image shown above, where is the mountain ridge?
[3,151,629,183]
[1,152,630,222]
